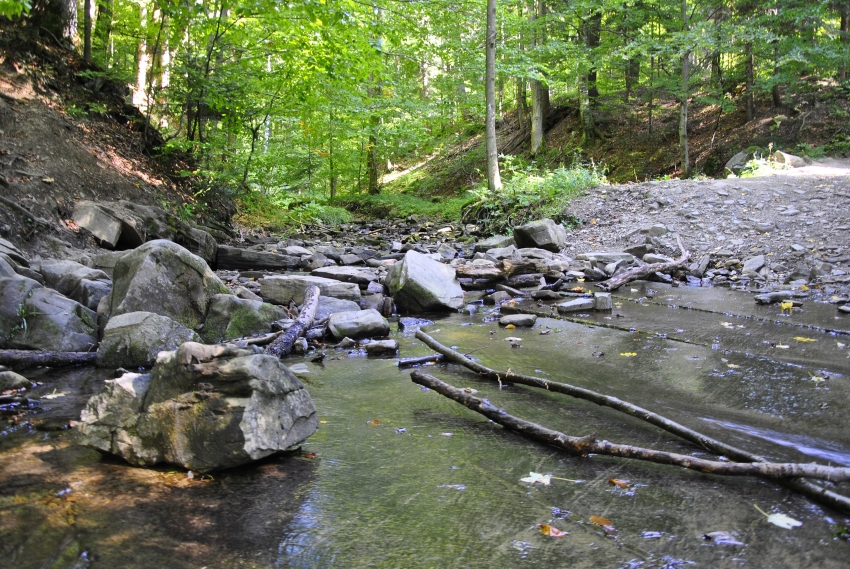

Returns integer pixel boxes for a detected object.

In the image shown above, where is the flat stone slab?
[575,252,635,264]
[217,246,302,271]
[311,266,379,287]
[557,298,594,313]
[499,314,537,327]
[260,275,361,304]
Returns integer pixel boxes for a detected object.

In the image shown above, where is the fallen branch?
[598,236,689,291]
[410,371,850,483]
[413,330,850,512]
[0,194,54,230]
[397,354,444,368]
[0,349,97,369]
[265,286,320,358]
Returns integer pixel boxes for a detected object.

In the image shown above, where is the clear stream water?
[2,283,850,568]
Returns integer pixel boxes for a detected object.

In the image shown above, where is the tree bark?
[410,371,850,484]
[841,5,849,81]
[0,350,96,370]
[745,42,754,122]
[265,286,320,358]
[485,0,502,192]
[585,9,601,101]
[83,0,92,62]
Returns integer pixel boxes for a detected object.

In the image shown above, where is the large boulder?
[327,309,390,340]
[260,275,361,305]
[216,246,302,271]
[201,294,288,343]
[79,342,319,471]
[512,219,567,252]
[38,259,112,311]
[0,276,98,351]
[104,240,229,330]
[384,250,464,312]
[96,311,201,369]
[120,201,218,265]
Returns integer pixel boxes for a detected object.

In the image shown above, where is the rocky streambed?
[2,167,850,567]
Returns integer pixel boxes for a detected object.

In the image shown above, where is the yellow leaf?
[727,363,740,369]
[799,285,809,291]
[793,337,817,343]
[590,515,612,527]
[538,523,567,537]
[608,478,630,488]
[620,352,637,357]
[505,324,516,329]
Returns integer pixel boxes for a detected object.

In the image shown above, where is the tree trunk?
[265,286,320,358]
[485,0,502,192]
[329,106,336,199]
[579,75,595,143]
[132,2,149,109]
[367,73,380,195]
[529,0,546,154]
[841,5,849,81]
[94,0,113,65]
[0,350,96,370]
[516,79,528,132]
[585,10,602,101]
[745,42,754,122]
[624,57,640,103]
[83,0,92,61]
[679,0,690,177]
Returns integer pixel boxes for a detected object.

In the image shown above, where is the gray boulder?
[327,309,390,340]
[311,266,379,288]
[474,235,515,252]
[315,297,362,321]
[499,314,537,327]
[202,294,288,343]
[38,259,113,311]
[772,151,808,168]
[97,311,201,369]
[0,276,98,351]
[0,370,31,390]
[260,275,361,305]
[0,238,28,267]
[385,250,464,313]
[104,240,229,330]
[512,219,567,252]
[79,342,318,472]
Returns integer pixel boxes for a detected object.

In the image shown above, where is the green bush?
[461,159,605,235]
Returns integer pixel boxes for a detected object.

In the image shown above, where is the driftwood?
[454,265,505,280]
[413,330,850,512]
[397,354,444,368]
[265,286,320,358]
[598,236,690,291]
[410,371,850,483]
[0,349,97,369]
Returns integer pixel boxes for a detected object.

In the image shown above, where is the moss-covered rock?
[97,311,201,369]
[201,294,288,343]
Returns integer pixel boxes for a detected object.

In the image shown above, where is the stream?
[2,283,850,568]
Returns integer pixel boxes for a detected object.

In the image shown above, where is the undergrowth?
[462,156,606,235]
[234,190,352,232]
[332,192,474,221]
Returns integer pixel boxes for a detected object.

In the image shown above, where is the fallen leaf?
[775,344,790,349]
[41,177,54,183]
[799,285,809,291]
[767,513,802,529]
[42,390,68,400]
[703,531,744,545]
[780,301,794,313]
[589,515,612,527]
[303,452,318,459]
[571,287,585,293]
[319,420,328,424]
[793,337,817,342]
[619,352,637,357]
[608,478,630,488]
[727,364,740,369]
[538,523,567,537]
[520,472,552,486]
[838,342,846,349]
[505,324,516,330]
[720,321,735,328]
[368,419,380,426]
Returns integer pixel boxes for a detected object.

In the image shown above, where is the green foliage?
[0,0,29,19]
[234,189,352,232]
[463,158,605,235]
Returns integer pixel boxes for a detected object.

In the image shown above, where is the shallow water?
[3,284,850,568]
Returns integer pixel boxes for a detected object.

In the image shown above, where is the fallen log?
[397,354,444,368]
[454,265,506,280]
[0,349,97,369]
[598,236,689,291]
[265,286,320,358]
[410,370,850,484]
[413,330,850,512]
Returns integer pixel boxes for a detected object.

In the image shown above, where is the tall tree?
[679,0,691,177]
[485,0,502,192]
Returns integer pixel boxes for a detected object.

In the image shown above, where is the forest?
[3,0,849,229]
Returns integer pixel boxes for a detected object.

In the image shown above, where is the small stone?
[530,290,561,300]
[483,291,511,305]
[779,208,800,216]
[754,222,774,233]
[643,253,674,264]
[790,244,805,252]
[742,255,766,275]
[499,314,537,327]
[364,340,399,355]
[0,371,31,390]
[642,224,668,237]
[838,305,850,314]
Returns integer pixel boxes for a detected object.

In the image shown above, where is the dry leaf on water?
[368,419,380,426]
[793,337,817,343]
[521,472,552,486]
[767,513,802,529]
[538,524,567,537]
[589,515,618,535]
[608,478,630,488]
[620,352,637,357]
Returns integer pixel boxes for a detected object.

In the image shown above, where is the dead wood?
[397,354,444,367]
[598,236,690,291]
[0,349,97,369]
[413,330,850,512]
[265,286,320,358]
[454,265,505,280]
[410,370,850,484]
